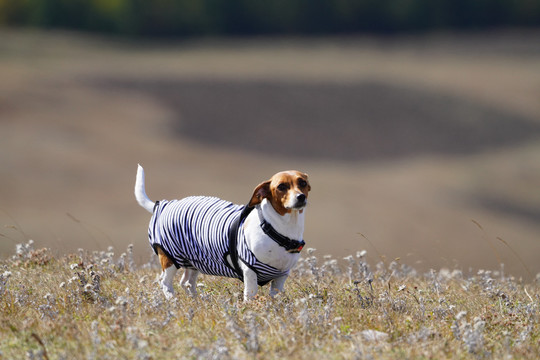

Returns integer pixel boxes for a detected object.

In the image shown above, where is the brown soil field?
[1,29,539,278]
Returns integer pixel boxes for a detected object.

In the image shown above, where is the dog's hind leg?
[157,247,177,299]
[161,266,177,299]
[180,268,199,296]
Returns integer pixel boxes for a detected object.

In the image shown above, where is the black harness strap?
[228,204,306,281]
[227,205,254,280]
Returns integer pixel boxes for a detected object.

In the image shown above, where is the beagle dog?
[135,165,310,301]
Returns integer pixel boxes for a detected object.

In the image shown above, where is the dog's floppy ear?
[301,172,311,192]
[248,180,271,207]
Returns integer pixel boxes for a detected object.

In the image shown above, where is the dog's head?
[248,171,311,215]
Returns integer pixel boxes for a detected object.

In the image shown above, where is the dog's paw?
[162,286,174,299]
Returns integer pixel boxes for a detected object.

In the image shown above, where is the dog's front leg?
[269,274,288,297]
[242,266,259,301]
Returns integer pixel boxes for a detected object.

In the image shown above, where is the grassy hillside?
[1,240,539,359]
[1,30,540,278]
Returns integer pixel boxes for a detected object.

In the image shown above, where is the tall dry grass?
[1,240,539,359]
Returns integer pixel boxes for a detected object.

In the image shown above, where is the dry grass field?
[1,241,539,359]
[1,29,540,279]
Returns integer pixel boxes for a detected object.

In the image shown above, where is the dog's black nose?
[297,194,306,203]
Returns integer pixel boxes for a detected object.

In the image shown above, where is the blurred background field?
[0,1,540,279]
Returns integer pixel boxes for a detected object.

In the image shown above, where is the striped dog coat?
[148,196,290,286]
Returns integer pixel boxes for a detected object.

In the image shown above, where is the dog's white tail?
[135,164,156,213]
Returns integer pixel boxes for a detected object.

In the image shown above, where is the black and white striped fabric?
[148,196,290,286]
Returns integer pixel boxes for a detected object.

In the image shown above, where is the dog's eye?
[298,179,307,188]
[277,183,288,192]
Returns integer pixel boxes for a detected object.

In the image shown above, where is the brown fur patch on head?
[250,171,310,216]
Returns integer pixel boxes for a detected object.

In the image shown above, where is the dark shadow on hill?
[103,79,540,161]
[473,195,540,225]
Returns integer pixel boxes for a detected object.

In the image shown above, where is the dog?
[135,165,310,301]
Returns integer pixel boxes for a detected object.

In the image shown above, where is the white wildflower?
[295,297,308,306]
[91,320,101,346]
[473,317,485,332]
[438,268,451,280]
[456,311,467,321]
[361,329,389,342]
[463,317,485,353]
[115,297,128,306]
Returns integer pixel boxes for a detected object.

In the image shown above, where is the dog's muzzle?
[294,194,307,209]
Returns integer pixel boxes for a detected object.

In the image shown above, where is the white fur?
[134,164,155,213]
[244,199,303,269]
[179,268,199,296]
[238,198,304,299]
[284,191,308,211]
[135,165,307,301]
[160,266,177,299]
